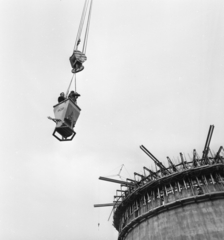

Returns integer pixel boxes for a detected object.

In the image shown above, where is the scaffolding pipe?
[140,145,171,174]
[99,176,133,186]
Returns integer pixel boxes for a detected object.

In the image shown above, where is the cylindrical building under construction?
[96,126,224,240]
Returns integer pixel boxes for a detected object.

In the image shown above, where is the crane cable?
[82,0,93,54]
[74,0,89,51]
[66,0,93,96]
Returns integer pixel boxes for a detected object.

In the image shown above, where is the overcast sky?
[0,0,224,239]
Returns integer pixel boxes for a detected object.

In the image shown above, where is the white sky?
[0,0,224,239]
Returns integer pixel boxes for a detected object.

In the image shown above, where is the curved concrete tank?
[123,198,224,240]
[95,126,224,239]
[112,142,224,240]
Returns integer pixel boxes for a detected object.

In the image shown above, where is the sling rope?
[66,74,76,98]
[75,73,77,91]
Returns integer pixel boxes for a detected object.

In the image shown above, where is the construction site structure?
[95,125,224,240]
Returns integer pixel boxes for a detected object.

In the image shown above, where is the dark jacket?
[58,96,65,103]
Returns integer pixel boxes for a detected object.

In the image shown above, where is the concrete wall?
[124,199,224,240]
